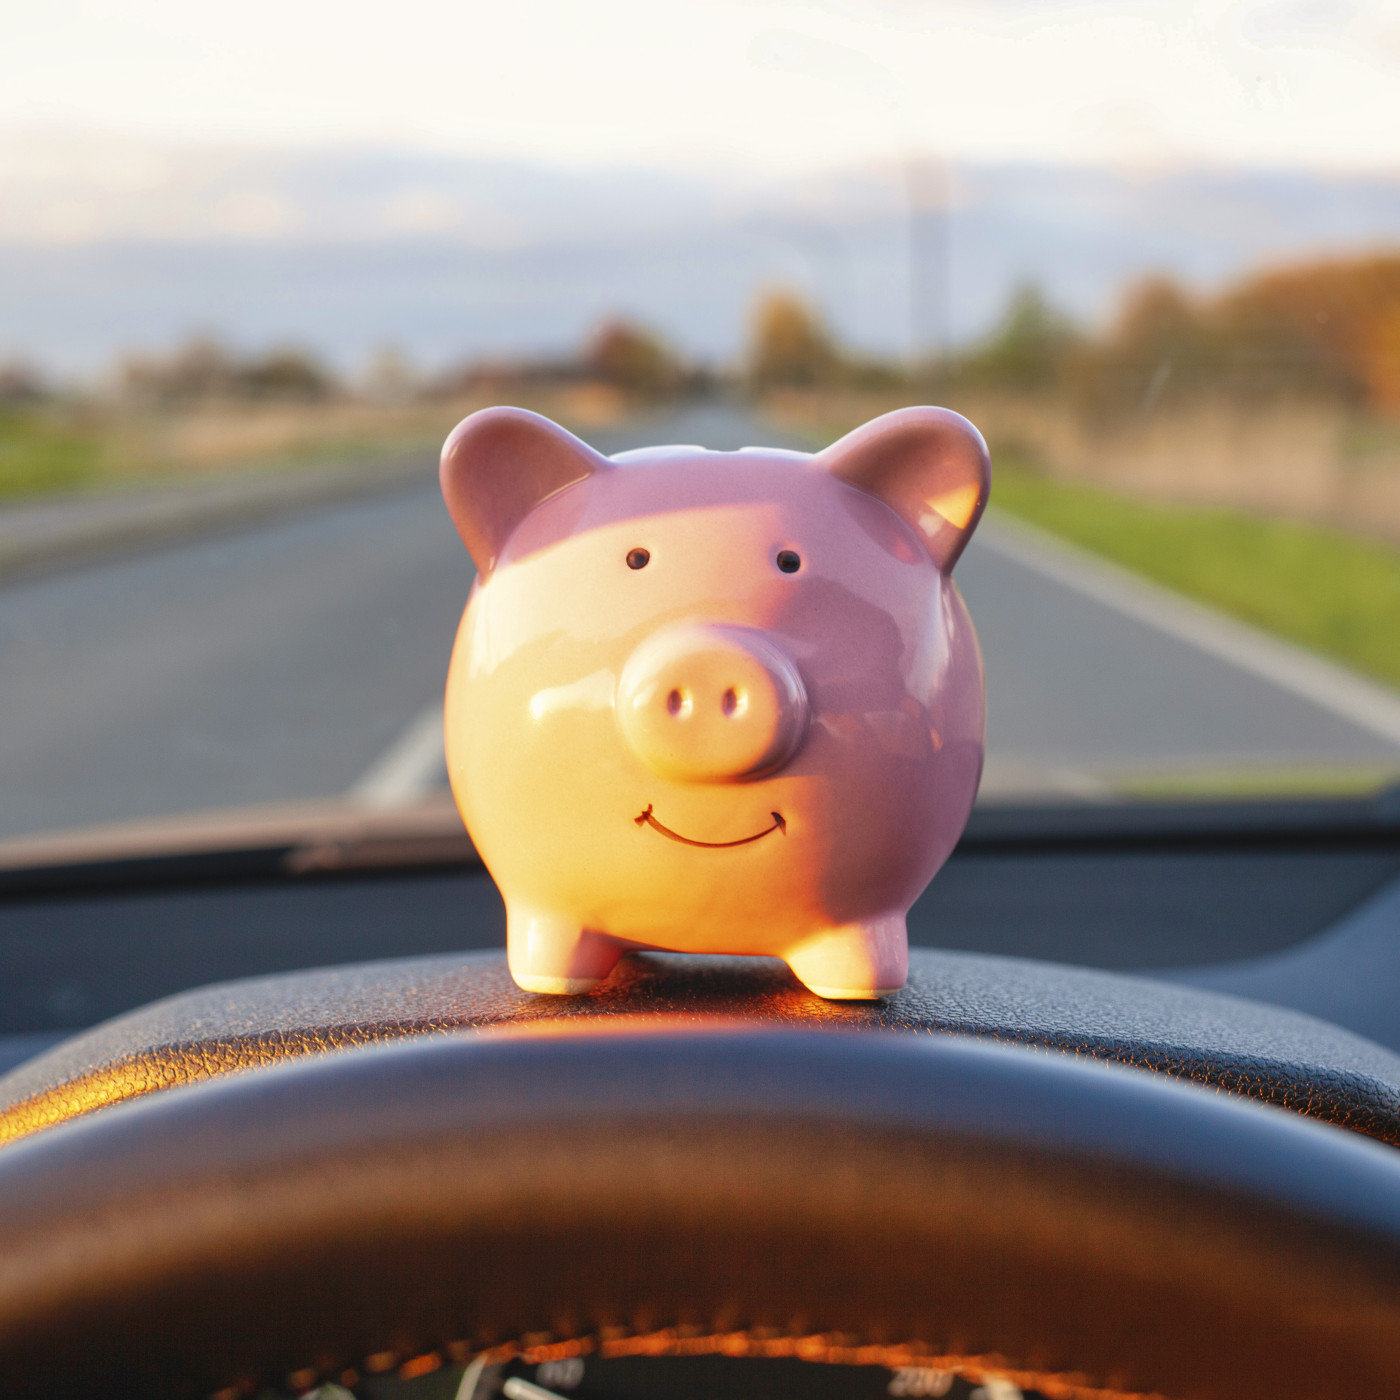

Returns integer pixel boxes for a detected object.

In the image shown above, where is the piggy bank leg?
[506,907,625,994]
[784,913,908,1000]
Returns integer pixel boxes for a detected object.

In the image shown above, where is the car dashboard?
[1,790,1398,1066]
[1,791,1400,1400]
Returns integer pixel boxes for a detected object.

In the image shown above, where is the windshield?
[4,1,1400,845]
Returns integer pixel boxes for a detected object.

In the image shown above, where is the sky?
[6,0,1400,373]
[4,0,1400,176]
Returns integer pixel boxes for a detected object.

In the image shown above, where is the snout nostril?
[618,623,807,781]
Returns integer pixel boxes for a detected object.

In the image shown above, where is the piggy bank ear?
[440,407,611,572]
[816,406,990,571]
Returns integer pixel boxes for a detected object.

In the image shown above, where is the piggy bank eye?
[626,548,651,570]
[776,550,801,573]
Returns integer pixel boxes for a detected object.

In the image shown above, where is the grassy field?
[0,410,104,496]
[0,402,424,500]
[0,386,627,501]
[992,453,1400,693]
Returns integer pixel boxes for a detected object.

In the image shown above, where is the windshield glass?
[4,0,1400,843]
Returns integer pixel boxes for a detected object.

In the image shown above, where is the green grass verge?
[991,455,1400,693]
[0,411,104,497]
[1113,763,1400,800]
[0,409,441,502]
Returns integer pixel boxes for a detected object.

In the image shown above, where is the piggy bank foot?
[506,909,625,995]
[784,913,909,1000]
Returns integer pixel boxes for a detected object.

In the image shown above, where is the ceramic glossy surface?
[441,406,989,999]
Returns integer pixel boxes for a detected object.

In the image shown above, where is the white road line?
[348,702,447,808]
[977,512,1400,749]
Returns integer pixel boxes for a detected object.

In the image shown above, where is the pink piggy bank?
[440,406,989,999]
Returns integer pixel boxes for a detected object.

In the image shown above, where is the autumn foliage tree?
[1370,305,1400,413]
[1080,254,1400,417]
[744,255,1400,419]
[957,284,1082,393]
[118,338,334,406]
[747,292,840,390]
[584,320,683,401]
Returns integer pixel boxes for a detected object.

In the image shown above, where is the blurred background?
[5,0,1400,839]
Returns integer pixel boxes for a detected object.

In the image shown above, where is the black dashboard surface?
[1,794,1398,1062]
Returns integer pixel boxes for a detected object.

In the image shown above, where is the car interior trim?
[4,947,1400,1150]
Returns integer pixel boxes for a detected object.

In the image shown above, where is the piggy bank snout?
[617,624,808,782]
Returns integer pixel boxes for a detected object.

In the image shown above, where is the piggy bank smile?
[634,804,787,848]
[440,405,989,1000]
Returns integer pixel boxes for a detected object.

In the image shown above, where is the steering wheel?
[0,955,1399,1399]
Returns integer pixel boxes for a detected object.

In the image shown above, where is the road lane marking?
[978,512,1400,749]
[348,703,447,808]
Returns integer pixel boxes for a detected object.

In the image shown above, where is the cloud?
[5,0,1400,172]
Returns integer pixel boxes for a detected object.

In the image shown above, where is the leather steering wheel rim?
[0,1026,1398,1400]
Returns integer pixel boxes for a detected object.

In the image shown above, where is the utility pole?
[904,154,951,382]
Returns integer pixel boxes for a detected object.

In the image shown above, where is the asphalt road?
[2,403,1400,840]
